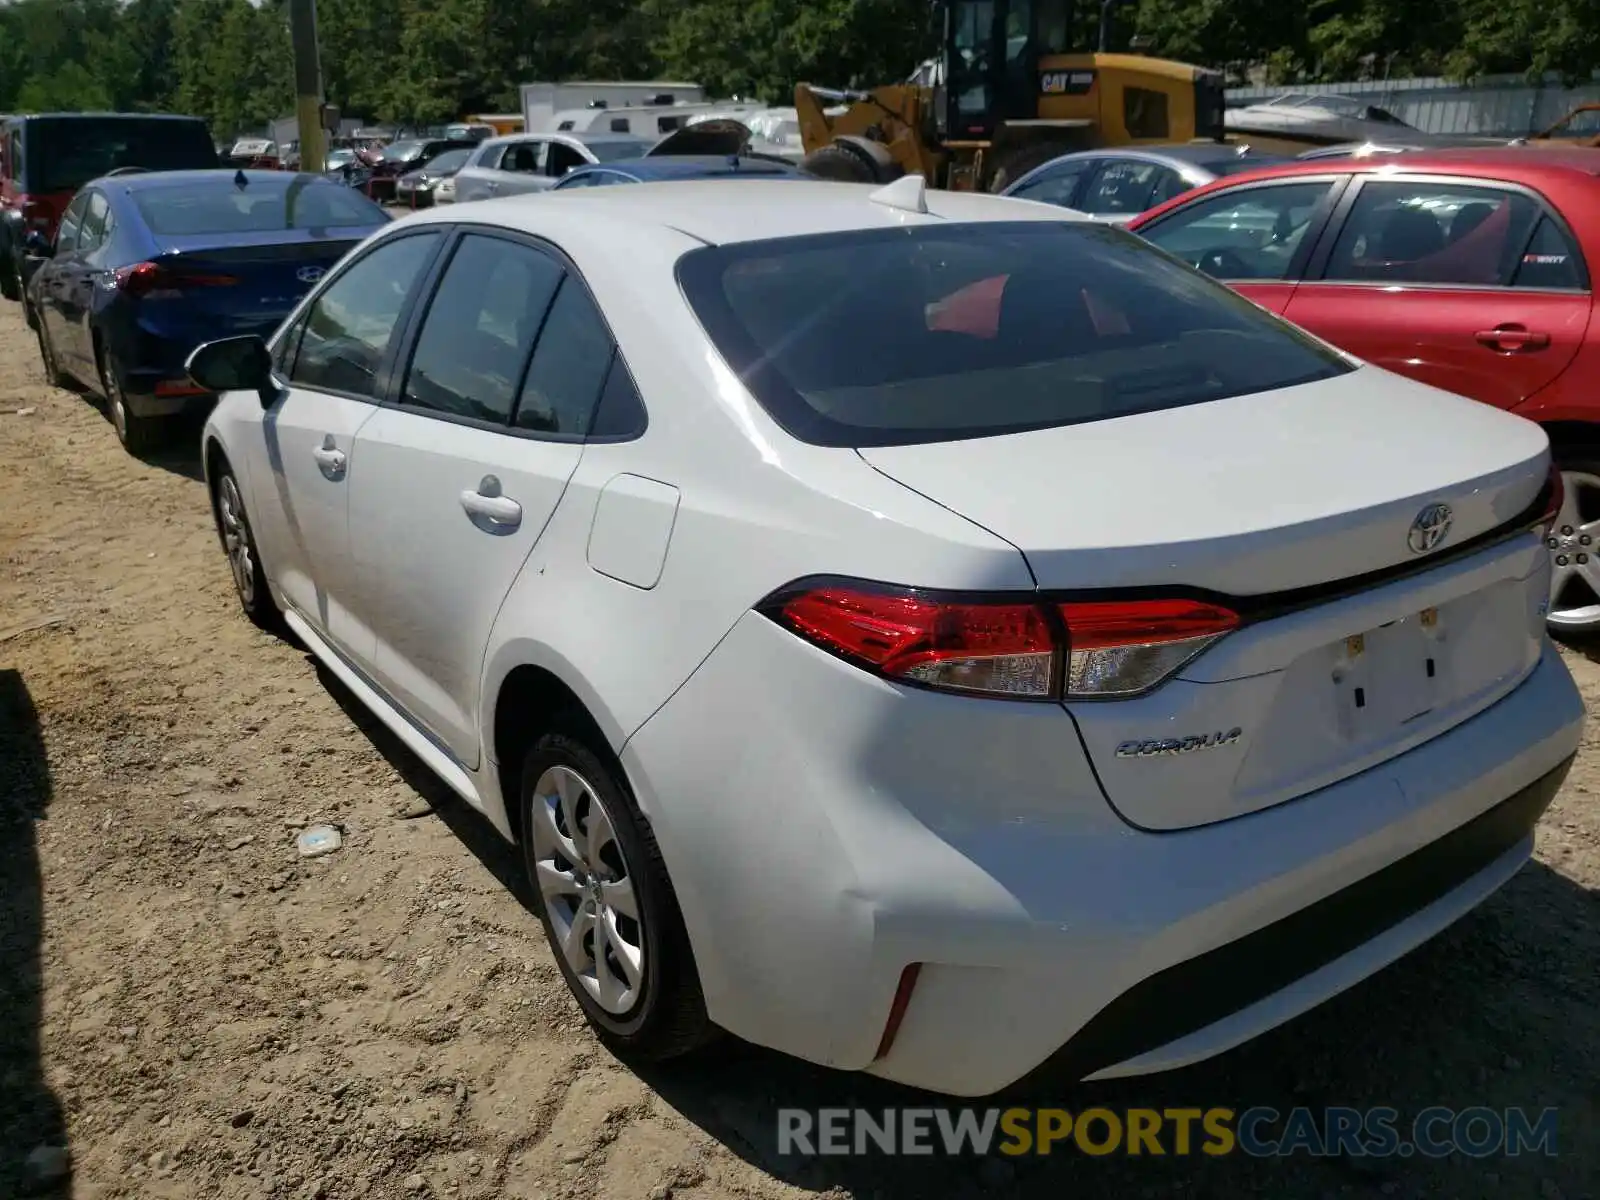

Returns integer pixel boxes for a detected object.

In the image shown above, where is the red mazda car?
[1126,148,1600,635]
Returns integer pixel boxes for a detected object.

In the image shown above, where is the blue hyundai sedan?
[24,169,388,454]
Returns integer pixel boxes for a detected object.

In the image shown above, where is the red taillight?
[1535,462,1564,539]
[763,580,1238,700]
[112,261,238,296]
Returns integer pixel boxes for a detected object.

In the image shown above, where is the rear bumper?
[623,614,1584,1097]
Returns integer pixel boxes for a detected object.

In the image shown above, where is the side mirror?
[23,230,53,257]
[186,335,277,408]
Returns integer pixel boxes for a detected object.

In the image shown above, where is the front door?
[245,229,445,660]
[1132,177,1347,315]
[347,231,620,766]
[1283,177,1590,409]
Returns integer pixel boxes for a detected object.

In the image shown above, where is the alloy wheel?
[217,474,256,607]
[1548,469,1600,634]
[528,764,644,1016]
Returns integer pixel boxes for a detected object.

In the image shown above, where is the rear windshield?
[27,117,217,193]
[586,140,651,162]
[422,148,472,172]
[131,178,387,235]
[676,221,1352,447]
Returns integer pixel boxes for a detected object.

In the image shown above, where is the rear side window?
[677,221,1352,448]
[77,192,110,253]
[27,117,217,193]
[402,235,563,424]
[132,180,385,235]
[1513,217,1585,290]
[1322,181,1537,286]
[515,277,615,435]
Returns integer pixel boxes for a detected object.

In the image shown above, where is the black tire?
[97,347,162,456]
[987,141,1078,194]
[801,143,878,184]
[35,317,66,388]
[0,249,18,302]
[210,460,285,633]
[23,298,37,331]
[519,728,714,1060]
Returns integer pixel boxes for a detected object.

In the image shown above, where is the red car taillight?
[112,261,239,297]
[761,580,1238,700]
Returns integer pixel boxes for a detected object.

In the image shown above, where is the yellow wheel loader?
[795,0,1227,192]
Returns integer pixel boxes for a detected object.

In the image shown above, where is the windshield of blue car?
[131,178,388,235]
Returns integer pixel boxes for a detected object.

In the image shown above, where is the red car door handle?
[1476,325,1551,351]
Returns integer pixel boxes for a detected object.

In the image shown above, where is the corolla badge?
[296,265,326,284]
[1407,503,1453,555]
[1115,728,1242,759]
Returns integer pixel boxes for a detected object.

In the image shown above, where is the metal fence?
[1226,74,1600,138]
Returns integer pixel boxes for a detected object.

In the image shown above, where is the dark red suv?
[1,112,218,301]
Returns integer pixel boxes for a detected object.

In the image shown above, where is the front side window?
[402,235,563,424]
[1007,160,1090,207]
[1138,180,1336,280]
[1322,181,1537,287]
[677,220,1352,448]
[291,232,441,398]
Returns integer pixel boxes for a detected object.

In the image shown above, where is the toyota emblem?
[296,265,325,284]
[1407,503,1453,555]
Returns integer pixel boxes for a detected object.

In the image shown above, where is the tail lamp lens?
[113,261,239,296]
[764,581,1238,700]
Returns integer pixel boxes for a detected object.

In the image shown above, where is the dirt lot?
[0,298,1597,1200]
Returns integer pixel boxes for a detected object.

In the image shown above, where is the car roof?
[418,178,1088,246]
[1195,145,1600,186]
[577,155,801,180]
[97,169,343,192]
[482,130,649,149]
[8,112,205,123]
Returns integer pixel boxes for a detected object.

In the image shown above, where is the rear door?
[1283,175,1591,408]
[244,229,445,661]
[347,230,622,766]
[1132,175,1347,315]
[57,189,111,371]
[37,193,85,348]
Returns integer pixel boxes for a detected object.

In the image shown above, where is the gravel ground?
[0,298,1597,1200]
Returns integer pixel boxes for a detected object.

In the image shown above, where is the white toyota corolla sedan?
[190,176,1584,1097]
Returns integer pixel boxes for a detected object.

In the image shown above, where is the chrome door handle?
[460,475,521,527]
[312,441,346,478]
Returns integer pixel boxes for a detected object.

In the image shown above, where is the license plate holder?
[1334,608,1442,741]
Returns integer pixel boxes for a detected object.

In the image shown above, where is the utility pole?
[287,0,326,174]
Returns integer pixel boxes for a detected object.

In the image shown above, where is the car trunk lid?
[858,367,1554,829]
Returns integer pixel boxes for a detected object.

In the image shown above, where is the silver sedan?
[1001,144,1289,223]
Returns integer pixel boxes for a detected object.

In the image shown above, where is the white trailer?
[520,81,706,133]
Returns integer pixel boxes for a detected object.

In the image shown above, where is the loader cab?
[942,0,1074,139]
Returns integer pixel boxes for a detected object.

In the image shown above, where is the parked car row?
[175,175,1580,1100]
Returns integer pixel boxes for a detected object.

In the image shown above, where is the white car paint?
[202,178,1583,1097]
